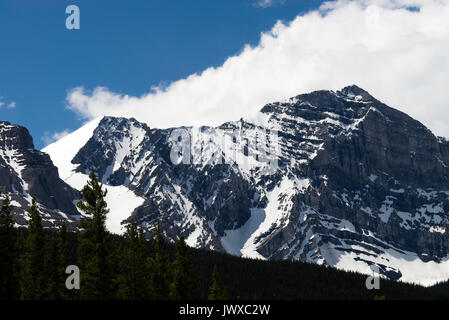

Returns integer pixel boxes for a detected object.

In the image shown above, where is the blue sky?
[0,0,322,149]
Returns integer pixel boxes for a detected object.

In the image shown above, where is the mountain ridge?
[2,85,448,286]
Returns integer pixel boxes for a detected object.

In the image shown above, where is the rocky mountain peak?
[337,84,375,103]
[0,121,81,230]
[261,86,376,123]
[0,121,34,151]
[40,86,449,285]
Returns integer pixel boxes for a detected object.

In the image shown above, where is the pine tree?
[221,286,229,300]
[149,221,170,299]
[44,231,59,299]
[208,265,228,300]
[77,169,115,300]
[169,235,195,300]
[42,225,72,300]
[208,265,221,300]
[118,221,152,299]
[57,222,74,299]
[0,190,19,300]
[20,197,46,300]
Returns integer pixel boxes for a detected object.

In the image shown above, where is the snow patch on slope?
[326,245,449,287]
[43,118,102,180]
[43,117,145,234]
[221,208,266,258]
[105,186,145,234]
[0,147,28,193]
[221,178,305,259]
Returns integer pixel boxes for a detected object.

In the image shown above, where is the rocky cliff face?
[248,85,449,283]
[0,121,80,229]
[44,85,449,285]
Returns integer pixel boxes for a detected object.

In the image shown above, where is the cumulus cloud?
[41,129,71,146]
[66,0,449,138]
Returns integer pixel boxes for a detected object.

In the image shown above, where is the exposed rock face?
[0,121,80,229]
[47,85,449,284]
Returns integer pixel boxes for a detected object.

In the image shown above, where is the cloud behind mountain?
[66,0,449,138]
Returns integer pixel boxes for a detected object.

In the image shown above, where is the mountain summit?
[18,86,449,285]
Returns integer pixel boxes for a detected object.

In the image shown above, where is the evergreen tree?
[57,222,74,299]
[169,235,195,300]
[42,224,72,300]
[221,286,229,300]
[118,221,151,299]
[208,265,221,300]
[44,231,59,299]
[20,197,46,300]
[208,265,228,300]
[0,190,19,300]
[149,221,170,299]
[77,170,115,300]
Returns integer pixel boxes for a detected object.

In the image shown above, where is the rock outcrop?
[0,121,80,229]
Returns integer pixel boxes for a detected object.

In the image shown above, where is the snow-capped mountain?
[39,85,449,285]
[0,121,80,229]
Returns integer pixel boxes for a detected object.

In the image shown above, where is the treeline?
[188,246,449,300]
[2,171,449,300]
[0,170,226,300]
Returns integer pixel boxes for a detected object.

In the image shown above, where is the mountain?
[41,85,449,285]
[0,121,80,229]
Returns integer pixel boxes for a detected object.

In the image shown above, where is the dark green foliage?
[208,265,227,300]
[42,223,73,300]
[118,221,152,299]
[189,247,449,300]
[44,231,60,299]
[221,286,229,300]
[169,235,195,300]
[0,190,19,300]
[4,223,449,300]
[20,198,46,300]
[149,221,170,299]
[2,178,449,300]
[76,170,116,300]
[57,223,75,299]
[208,265,220,300]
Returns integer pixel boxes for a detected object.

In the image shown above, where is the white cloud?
[253,0,286,8]
[66,0,449,138]
[41,129,71,146]
[6,102,16,109]
[0,97,16,109]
